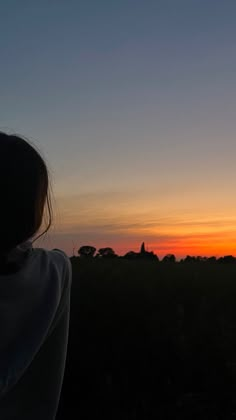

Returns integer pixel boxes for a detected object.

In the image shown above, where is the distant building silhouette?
[124,242,158,260]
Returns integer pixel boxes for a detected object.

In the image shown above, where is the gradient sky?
[1,1,236,258]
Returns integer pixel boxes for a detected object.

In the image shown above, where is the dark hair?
[0,132,53,255]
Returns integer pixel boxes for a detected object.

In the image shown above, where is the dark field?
[57,258,236,419]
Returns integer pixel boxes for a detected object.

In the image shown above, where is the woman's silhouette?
[0,132,72,419]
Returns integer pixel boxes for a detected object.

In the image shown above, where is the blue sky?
[1,1,236,257]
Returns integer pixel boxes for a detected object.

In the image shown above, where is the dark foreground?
[56,258,236,419]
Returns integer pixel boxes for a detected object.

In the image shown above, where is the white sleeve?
[45,249,72,337]
[52,248,72,290]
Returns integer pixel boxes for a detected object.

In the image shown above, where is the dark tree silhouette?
[218,255,236,264]
[123,242,158,260]
[207,256,217,263]
[140,242,146,254]
[162,254,176,263]
[78,245,96,258]
[123,251,140,259]
[97,247,117,258]
[183,255,196,263]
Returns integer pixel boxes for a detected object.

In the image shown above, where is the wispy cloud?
[39,189,236,257]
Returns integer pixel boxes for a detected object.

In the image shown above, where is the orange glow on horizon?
[52,192,236,259]
[115,233,236,259]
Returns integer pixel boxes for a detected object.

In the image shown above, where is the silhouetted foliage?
[97,247,117,258]
[162,253,176,263]
[195,256,208,262]
[78,245,96,258]
[75,241,236,264]
[142,251,158,260]
[183,255,196,263]
[137,242,158,260]
[140,242,146,254]
[207,256,217,263]
[218,255,236,264]
[123,251,140,259]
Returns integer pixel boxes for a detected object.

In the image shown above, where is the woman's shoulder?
[31,246,70,265]
[51,248,71,261]
[29,246,72,289]
[51,249,72,285]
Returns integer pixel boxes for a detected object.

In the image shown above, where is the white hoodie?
[0,242,72,419]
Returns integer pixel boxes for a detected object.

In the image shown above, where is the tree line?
[75,242,236,263]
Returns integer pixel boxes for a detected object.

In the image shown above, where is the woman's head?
[0,132,52,254]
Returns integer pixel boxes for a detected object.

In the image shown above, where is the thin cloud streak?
[40,190,236,257]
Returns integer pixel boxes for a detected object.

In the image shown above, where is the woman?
[0,132,72,419]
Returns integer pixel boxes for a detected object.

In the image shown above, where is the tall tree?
[140,242,146,254]
[97,247,117,258]
[78,245,96,258]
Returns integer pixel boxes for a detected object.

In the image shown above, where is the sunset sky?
[1,1,236,258]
